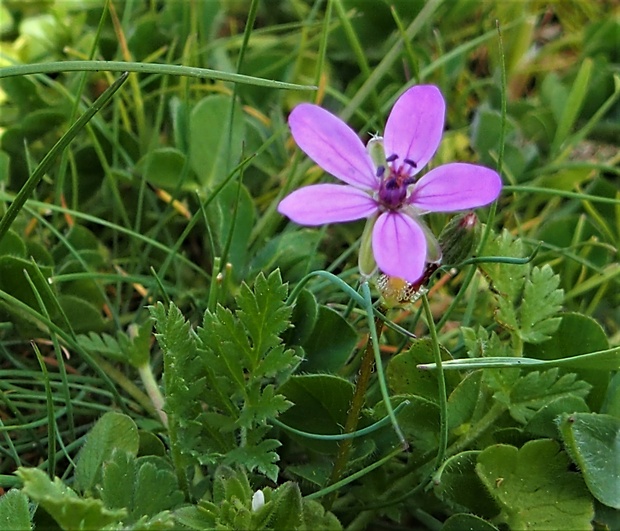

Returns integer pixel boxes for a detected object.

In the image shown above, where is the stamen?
[404,158,417,168]
[386,154,398,163]
[376,165,385,178]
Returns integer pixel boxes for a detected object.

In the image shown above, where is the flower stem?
[325,313,384,509]
[421,293,448,468]
[137,363,167,427]
[361,282,407,448]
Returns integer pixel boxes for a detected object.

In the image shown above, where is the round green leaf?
[374,395,439,452]
[278,374,354,453]
[284,288,318,347]
[75,412,139,495]
[524,395,590,438]
[476,439,594,530]
[58,294,108,334]
[434,451,500,518]
[442,513,499,531]
[558,412,620,509]
[189,95,245,188]
[387,338,460,402]
[299,306,357,373]
[447,370,482,431]
[0,229,26,257]
[136,147,194,190]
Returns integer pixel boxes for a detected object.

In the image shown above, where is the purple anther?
[376,165,386,178]
[404,158,417,168]
[386,154,399,163]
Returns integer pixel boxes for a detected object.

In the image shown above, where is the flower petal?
[411,163,502,212]
[289,104,378,190]
[278,184,378,226]
[383,85,445,174]
[372,212,427,283]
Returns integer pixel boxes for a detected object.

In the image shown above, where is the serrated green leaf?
[480,229,527,300]
[101,450,184,523]
[508,368,591,424]
[269,482,303,530]
[236,270,291,366]
[524,312,611,411]
[77,331,123,360]
[558,413,620,509]
[151,302,205,469]
[237,384,292,429]
[212,466,252,506]
[0,489,32,530]
[17,467,126,529]
[172,503,217,530]
[476,439,594,530]
[519,264,564,343]
[300,498,343,530]
[119,511,178,530]
[150,302,196,365]
[153,274,294,479]
[74,412,139,495]
[480,231,564,345]
[223,439,282,482]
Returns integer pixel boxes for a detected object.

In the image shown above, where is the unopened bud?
[358,215,378,280]
[251,489,265,512]
[437,212,480,266]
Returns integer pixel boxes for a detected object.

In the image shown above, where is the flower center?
[377,154,417,210]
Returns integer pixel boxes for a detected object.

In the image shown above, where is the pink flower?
[278,85,502,283]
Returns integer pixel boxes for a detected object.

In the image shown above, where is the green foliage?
[476,439,594,530]
[558,412,620,509]
[77,321,152,367]
[151,270,297,481]
[174,466,342,531]
[74,412,140,495]
[0,1,617,529]
[481,230,564,345]
[17,467,127,530]
[0,489,31,531]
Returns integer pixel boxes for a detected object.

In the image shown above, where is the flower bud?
[437,212,480,266]
[251,489,265,512]
[358,215,378,280]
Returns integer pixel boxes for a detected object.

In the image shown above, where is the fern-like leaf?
[519,264,564,343]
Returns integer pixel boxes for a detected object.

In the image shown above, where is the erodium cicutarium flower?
[277,85,502,283]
